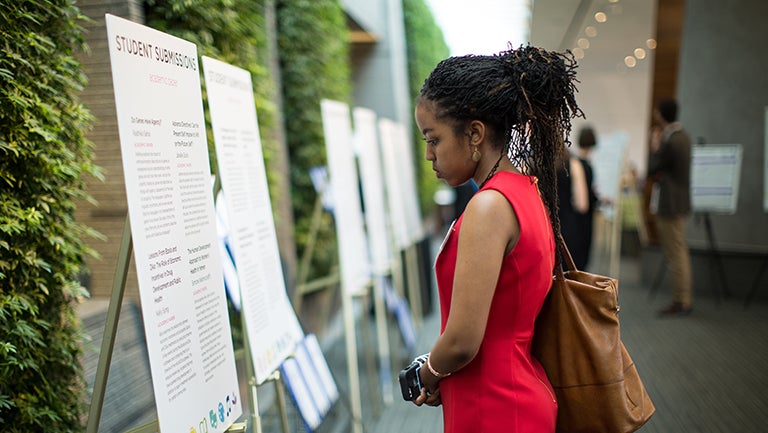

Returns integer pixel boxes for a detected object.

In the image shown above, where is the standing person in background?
[648,98,693,316]
[406,45,581,433]
[557,126,598,270]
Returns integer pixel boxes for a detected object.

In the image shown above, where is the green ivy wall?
[0,2,101,431]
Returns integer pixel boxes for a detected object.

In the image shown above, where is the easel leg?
[86,216,132,433]
[703,214,731,302]
[373,275,393,405]
[243,334,263,433]
[342,292,364,433]
[273,371,290,433]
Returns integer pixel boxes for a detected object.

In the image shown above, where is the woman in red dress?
[409,46,581,432]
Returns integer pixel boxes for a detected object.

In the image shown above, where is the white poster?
[691,144,743,214]
[105,14,241,433]
[320,99,372,295]
[591,131,629,221]
[379,119,422,249]
[201,56,304,383]
[394,122,424,243]
[591,131,629,205]
[353,107,392,275]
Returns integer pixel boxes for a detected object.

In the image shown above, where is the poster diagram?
[106,14,242,433]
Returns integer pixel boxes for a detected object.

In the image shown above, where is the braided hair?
[419,45,583,244]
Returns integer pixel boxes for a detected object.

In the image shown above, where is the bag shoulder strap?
[554,232,578,281]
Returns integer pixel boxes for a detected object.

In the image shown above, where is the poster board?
[320,99,372,295]
[378,119,423,249]
[105,14,241,433]
[691,144,743,214]
[590,131,629,208]
[352,107,392,275]
[395,122,425,243]
[202,56,304,383]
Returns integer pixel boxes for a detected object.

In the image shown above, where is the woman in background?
[558,125,598,270]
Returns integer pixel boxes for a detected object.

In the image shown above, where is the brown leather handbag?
[532,236,655,433]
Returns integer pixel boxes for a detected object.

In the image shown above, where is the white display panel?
[378,119,423,248]
[353,107,393,275]
[691,144,743,214]
[378,119,410,250]
[591,131,629,205]
[105,14,241,433]
[320,99,371,294]
[394,122,424,243]
[202,56,304,383]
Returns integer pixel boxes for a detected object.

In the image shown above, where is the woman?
[409,46,581,432]
[557,126,598,270]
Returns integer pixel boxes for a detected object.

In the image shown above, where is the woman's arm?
[418,189,519,396]
[570,157,589,214]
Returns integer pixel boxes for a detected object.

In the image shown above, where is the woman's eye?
[426,138,438,146]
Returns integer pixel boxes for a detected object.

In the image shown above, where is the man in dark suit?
[648,98,693,316]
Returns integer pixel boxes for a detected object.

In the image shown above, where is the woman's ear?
[467,120,486,144]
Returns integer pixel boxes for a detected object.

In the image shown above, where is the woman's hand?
[413,386,441,407]
[411,361,441,407]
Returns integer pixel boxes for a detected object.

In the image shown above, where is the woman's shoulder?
[482,171,538,195]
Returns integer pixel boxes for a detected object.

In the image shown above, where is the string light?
[595,12,607,23]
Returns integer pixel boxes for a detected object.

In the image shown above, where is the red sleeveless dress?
[435,172,557,433]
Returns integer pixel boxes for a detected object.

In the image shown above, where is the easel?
[86,181,294,433]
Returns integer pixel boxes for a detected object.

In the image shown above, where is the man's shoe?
[658,302,693,317]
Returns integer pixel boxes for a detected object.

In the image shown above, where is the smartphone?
[398,361,423,401]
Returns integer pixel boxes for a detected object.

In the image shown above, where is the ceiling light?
[634,48,646,59]
[585,26,598,37]
[573,48,585,59]
[624,56,636,67]
[595,12,607,23]
[578,38,590,49]
[646,38,657,49]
